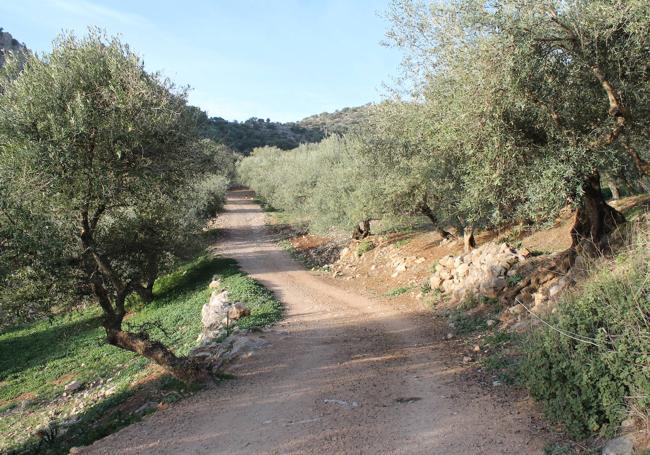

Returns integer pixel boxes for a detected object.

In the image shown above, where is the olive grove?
[239,0,650,257]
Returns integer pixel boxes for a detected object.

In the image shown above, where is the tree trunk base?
[106,328,210,384]
[570,173,625,256]
[463,227,476,253]
[352,220,371,240]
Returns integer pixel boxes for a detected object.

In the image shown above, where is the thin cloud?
[49,0,151,27]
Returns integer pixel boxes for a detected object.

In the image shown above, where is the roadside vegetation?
[522,223,650,438]
[0,30,239,382]
[0,256,281,454]
[238,0,650,443]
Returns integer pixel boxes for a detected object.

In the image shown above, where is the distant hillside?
[200,115,324,154]
[297,104,371,136]
[200,104,371,154]
[0,28,27,69]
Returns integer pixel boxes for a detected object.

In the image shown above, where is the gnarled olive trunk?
[81,209,207,384]
[136,277,156,303]
[570,173,625,254]
[352,219,371,240]
[419,203,454,240]
[462,226,476,252]
[104,320,208,384]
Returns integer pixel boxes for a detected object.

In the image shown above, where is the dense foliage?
[523,223,650,437]
[198,104,370,154]
[238,136,372,234]
[240,0,650,246]
[0,30,234,379]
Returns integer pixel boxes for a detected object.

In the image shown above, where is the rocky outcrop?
[190,334,269,372]
[0,29,27,69]
[190,282,265,372]
[429,243,529,304]
[429,241,576,328]
[197,289,250,345]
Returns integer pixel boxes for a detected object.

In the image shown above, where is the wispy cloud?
[49,0,151,27]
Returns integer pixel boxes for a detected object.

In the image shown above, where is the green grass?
[384,286,412,297]
[0,255,282,454]
[356,239,375,257]
[392,238,411,249]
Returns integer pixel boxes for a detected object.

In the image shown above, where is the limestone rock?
[602,436,633,455]
[227,303,251,321]
[202,291,230,329]
[64,381,82,393]
[426,242,529,304]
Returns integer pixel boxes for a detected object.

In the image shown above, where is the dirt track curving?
[84,190,550,454]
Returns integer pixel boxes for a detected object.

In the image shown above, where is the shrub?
[522,225,650,437]
[385,286,411,297]
[190,174,229,219]
[356,239,375,257]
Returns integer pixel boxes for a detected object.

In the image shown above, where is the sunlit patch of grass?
[0,255,281,453]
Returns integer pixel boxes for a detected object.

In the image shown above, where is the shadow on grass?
[0,314,104,382]
[152,256,241,301]
[9,373,203,455]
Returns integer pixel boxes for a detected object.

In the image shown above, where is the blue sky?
[1,0,402,122]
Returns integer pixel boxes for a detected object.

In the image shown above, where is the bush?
[356,239,375,257]
[522,225,650,437]
[190,174,229,219]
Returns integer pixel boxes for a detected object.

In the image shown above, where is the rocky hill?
[297,104,370,136]
[0,28,27,69]
[200,104,371,154]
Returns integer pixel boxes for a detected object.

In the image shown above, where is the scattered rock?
[208,279,221,289]
[462,356,473,363]
[69,447,83,454]
[227,303,251,321]
[323,398,359,409]
[202,291,230,329]
[446,333,454,340]
[190,334,270,370]
[427,242,528,304]
[486,319,496,327]
[473,345,481,352]
[134,401,157,416]
[602,436,634,455]
[64,381,82,393]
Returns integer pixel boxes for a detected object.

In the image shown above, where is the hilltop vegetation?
[198,104,371,154]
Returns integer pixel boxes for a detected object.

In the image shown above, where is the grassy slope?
[0,255,281,454]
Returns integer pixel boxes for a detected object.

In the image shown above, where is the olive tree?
[384,0,650,253]
[0,31,208,381]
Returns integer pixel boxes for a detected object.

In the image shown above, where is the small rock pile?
[190,279,268,371]
[190,335,269,371]
[429,243,529,304]
[503,253,573,322]
[197,281,250,345]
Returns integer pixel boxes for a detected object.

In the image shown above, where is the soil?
[82,190,554,454]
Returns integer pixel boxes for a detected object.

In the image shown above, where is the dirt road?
[85,190,549,454]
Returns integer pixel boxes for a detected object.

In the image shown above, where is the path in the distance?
[86,190,548,455]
